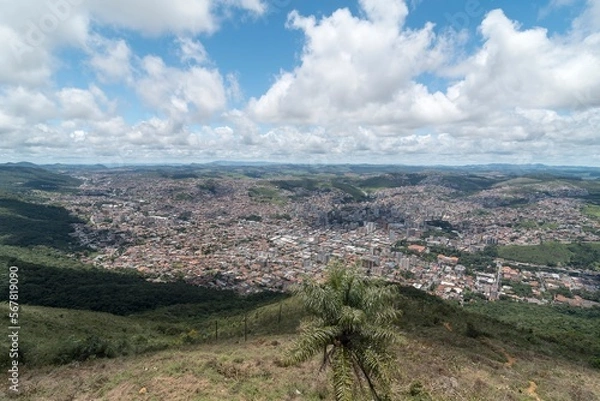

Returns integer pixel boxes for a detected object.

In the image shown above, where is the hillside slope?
[12,332,600,401]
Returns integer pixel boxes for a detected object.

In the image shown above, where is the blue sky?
[0,0,599,165]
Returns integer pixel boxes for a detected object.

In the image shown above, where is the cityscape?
[51,167,600,306]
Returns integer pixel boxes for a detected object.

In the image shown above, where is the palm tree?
[284,262,402,401]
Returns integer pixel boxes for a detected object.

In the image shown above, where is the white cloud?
[89,38,134,83]
[1,0,600,165]
[177,37,209,65]
[447,9,600,114]
[0,25,53,86]
[1,86,56,121]
[137,55,227,122]
[245,2,600,165]
[249,0,452,126]
[56,85,111,120]
[0,0,265,87]
[359,0,408,27]
[0,0,89,86]
[573,0,600,34]
[86,0,265,35]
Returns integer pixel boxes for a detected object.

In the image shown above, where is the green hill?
[0,165,81,193]
[498,242,600,269]
[1,169,599,400]
[3,288,600,400]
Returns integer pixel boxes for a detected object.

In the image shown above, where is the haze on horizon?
[0,0,599,166]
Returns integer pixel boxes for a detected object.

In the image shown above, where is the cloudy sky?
[1,0,599,165]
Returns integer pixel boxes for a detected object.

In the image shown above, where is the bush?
[53,335,123,365]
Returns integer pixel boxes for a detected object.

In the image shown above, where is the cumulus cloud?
[0,0,88,86]
[88,38,134,83]
[56,85,112,120]
[1,0,599,165]
[136,55,227,123]
[177,37,209,65]
[447,9,600,114]
[86,0,266,35]
[0,0,265,86]
[243,1,600,165]
[249,0,452,126]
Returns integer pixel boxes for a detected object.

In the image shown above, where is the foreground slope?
[13,332,600,401]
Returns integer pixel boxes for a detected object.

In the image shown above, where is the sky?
[0,0,599,166]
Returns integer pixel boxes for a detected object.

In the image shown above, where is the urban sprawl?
[52,170,600,307]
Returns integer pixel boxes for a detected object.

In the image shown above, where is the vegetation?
[241,214,263,222]
[354,173,425,189]
[248,185,285,204]
[464,301,600,363]
[1,165,599,399]
[0,165,81,193]
[331,181,369,202]
[285,264,401,401]
[270,178,321,192]
[0,255,282,316]
[393,242,497,272]
[2,277,600,399]
[0,197,84,251]
[498,242,600,269]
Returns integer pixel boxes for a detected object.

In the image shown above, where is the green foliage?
[286,263,401,401]
[435,174,500,193]
[498,242,600,269]
[53,334,120,364]
[0,256,282,316]
[573,289,600,302]
[407,381,433,400]
[247,185,285,204]
[583,203,600,218]
[465,300,600,368]
[331,181,369,202]
[0,197,84,251]
[270,178,321,192]
[511,282,533,297]
[0,165,81,193]
[425,244,497,271]
[355,173,425,189]
[515,220,538,229]
[197,179,218,194]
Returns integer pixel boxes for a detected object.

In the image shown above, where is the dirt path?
[526,381,542,401]
[481,338,516,367]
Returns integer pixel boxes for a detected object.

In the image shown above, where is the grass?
[498,242,574,266]
[582,203,600,219]
[331,180,369,202]
[0,165,81,193]
[0,275,599,399]
[464,301,600,360]
[497,242,600,269]
[9,323,600,400]
[0,296,300,369]
[247,186,286,205]
[0,197,83,251]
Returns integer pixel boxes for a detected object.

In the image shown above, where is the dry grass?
[6,332,600,401]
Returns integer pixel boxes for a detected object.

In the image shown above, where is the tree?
[284,262,402,401]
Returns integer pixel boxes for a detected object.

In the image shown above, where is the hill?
[0,165,81,193]
[1,165,600,400]
[4,292,600,400]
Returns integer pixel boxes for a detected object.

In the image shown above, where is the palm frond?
[331,347,355,401]
[284,325,340,366]
[286,262,402,400]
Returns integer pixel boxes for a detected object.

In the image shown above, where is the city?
[51,167,600,306]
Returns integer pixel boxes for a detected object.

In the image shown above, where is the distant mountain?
[2,161,39,168]
[0,164,81,192]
